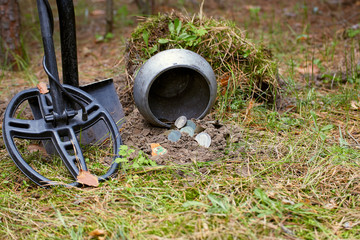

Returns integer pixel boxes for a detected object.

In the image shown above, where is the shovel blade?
[79,78,125,145]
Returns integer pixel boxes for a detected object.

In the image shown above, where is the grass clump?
[126,11,280,116]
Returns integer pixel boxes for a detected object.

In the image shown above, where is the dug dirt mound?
[121,108,242,165]
[125,11,280,114]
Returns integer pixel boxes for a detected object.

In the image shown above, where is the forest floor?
[0,0,360,239]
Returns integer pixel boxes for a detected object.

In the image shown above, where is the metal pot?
[133,49,217,127]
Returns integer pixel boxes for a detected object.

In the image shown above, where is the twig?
[347,131,359,146]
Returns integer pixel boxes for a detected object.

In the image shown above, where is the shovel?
[56,0,125,143]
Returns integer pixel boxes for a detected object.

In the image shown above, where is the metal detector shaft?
[36,0,66,119]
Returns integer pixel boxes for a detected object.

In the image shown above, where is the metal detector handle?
[36,0,66,118]
[56,0,79,87]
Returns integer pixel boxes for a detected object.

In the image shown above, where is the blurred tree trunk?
[105,0,113,34]
[0,0,23,70]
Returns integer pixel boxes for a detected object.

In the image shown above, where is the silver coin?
[180,126,195,137]
[174,116,187,129]
[186,120,196,130]
[168,130,182,142]
[195,132,211,148]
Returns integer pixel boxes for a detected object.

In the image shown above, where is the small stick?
[347,131,359,146]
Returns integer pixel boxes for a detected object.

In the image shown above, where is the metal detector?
[2,0,124,187]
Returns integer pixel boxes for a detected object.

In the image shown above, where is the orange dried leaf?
[245,99,255,116]
[77,169,99,187]
[37,82,49,94]
[296,64,319,75]
[220,75,230,87]
[350,100,360,110]
[89,229,106,237]
[90,10,105,16]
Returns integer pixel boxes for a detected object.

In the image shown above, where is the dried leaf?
[220,74,231,96]
[243,99,255,122]
[90,10,105,16]
[220,75,230,87]
[82,46,93,57]
[37,82,49,94]
[296,64,319,75]
[240,165,253,177]
[89,229,106,238]
[77,169,99,187]
[350,100,360,110]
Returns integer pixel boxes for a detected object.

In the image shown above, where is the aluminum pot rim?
[143,64,215,128]
[134,49,217,128]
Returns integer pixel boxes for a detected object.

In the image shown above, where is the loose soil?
[120,108,242,165]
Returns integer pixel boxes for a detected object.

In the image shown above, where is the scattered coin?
[163,130,172,136]
[180,126,195,137]
[195,132,211,148]
[168,130,181,142]
[174,116,187,129]
[186,120,196,130]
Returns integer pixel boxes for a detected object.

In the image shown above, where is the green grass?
[1,114,360,239]
[1,0,360,239]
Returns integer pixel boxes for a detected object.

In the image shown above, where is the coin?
[186,120,196,130]
[174,116,187,129]
[180,126,195,137]
[195,132,211,148]
[168,130,181,142]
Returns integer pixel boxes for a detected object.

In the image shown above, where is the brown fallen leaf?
[240,165,253,177]
[77,169,99,187]
[243,99,255,123]
[89,229,106,239]
[296,64,319,75]
[350,100,360,110]
[90,10,105,16]
[37,82,49,94]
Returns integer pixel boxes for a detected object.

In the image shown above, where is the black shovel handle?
[56,0,79,87]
